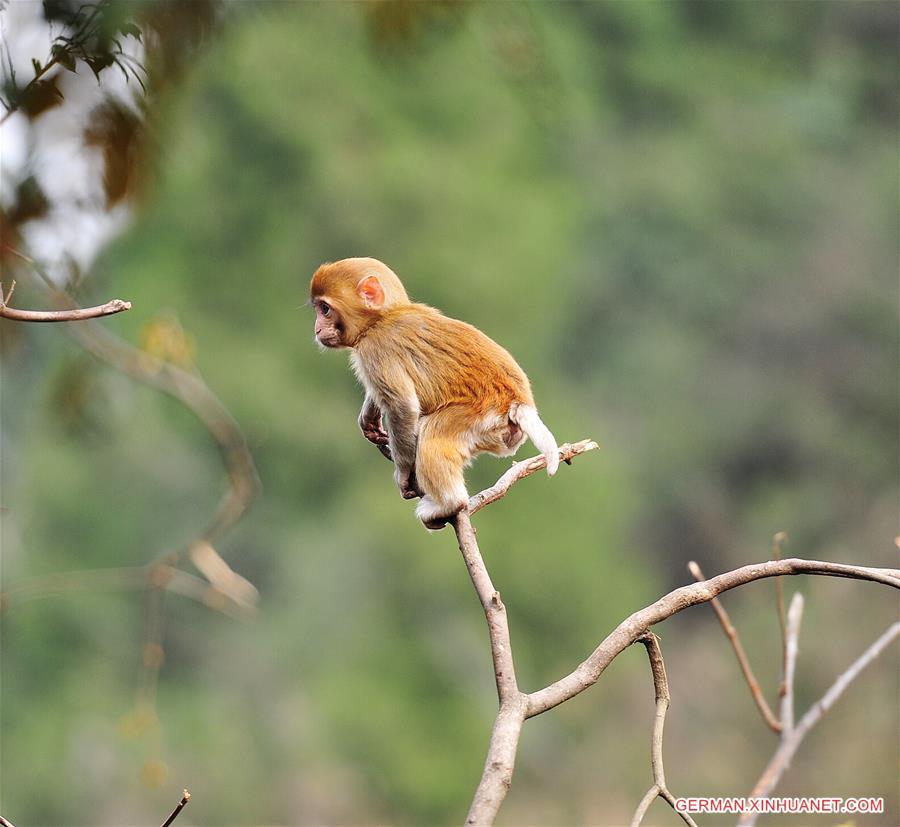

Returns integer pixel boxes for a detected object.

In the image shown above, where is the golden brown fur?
[310,257,558,528]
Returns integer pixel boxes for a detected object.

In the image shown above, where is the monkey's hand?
[360,416,389,446]
[395,464,423,500]
[359,402,392,460]
[361,421,389,446]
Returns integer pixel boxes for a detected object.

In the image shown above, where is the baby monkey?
[311,257,559,528]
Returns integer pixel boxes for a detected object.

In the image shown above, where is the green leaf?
[119,21,142,41]
[84,54,113,82]
[51,44,77,73]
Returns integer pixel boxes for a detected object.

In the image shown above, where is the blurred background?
[1,1,897,824]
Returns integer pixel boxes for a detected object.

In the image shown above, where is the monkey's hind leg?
[414,411,471,530]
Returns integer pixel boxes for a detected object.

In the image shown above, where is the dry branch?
[689,560,782,733]
[779,593,804,735]
[160,789,191,827]
[456,446,900,825]
[525,559,898,719]
[629,633,698,827]
[738,621,900,827]
[456,441,599,824]
[467,439,598,516]
[1,277,130,321]
[454,511,528,825]
[771,532,789,700]
[0,297,131,322]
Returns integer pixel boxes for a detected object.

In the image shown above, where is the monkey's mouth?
[316,334,341,349]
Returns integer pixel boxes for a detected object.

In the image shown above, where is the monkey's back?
[359,304,534,416]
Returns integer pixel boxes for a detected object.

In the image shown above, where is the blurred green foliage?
[2,2,897,824]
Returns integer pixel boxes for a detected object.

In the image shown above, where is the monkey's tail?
[511,404,560,476]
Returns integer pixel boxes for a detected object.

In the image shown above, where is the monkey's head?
[310,257,410,348]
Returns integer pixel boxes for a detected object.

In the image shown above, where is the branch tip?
[160,788,191,827]
[468,438,598,516]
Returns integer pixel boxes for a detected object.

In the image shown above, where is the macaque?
[310,257,559,528]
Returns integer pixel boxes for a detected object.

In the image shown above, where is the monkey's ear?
[357,275,386,310]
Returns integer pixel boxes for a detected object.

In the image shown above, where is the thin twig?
[772,532,788,698]
[0,815,17,827]
[630,785,661,827]
[467,439,599,516]
[688,561,782,733]
[779,593,804,735]
[738,622,900,827]
[0,278,130,321]
[160,789,191,827]
[629,633,698,827]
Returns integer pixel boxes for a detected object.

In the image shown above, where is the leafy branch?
[0,0,146,125]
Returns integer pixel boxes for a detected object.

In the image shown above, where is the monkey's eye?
[319,302,332,317]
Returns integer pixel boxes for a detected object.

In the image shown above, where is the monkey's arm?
[381,394,422,499]
[358,395,393,461]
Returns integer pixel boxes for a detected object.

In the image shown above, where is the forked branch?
[738,621,900,827]
[456,445,900,825]
[629,633,698,827]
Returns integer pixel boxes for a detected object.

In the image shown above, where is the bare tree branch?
[771,532,789,700]
[453,511,528,825]
[526,559,898,718]
[453,512,520,703]
[738,622,900,827]
[0,815,17,827]
[689,560,782,733]
[467,439,599,516]
[629,633,698,827]
[455,449,899,824]
[0,278,131,321]
[160,789,191,827]
[779,593,804,735]
[456,442,602,824]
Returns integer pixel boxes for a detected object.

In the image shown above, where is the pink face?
[313,298,343,348]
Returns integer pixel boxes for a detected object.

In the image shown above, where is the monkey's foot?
[416,496,466,530]
[422,514,453,530]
